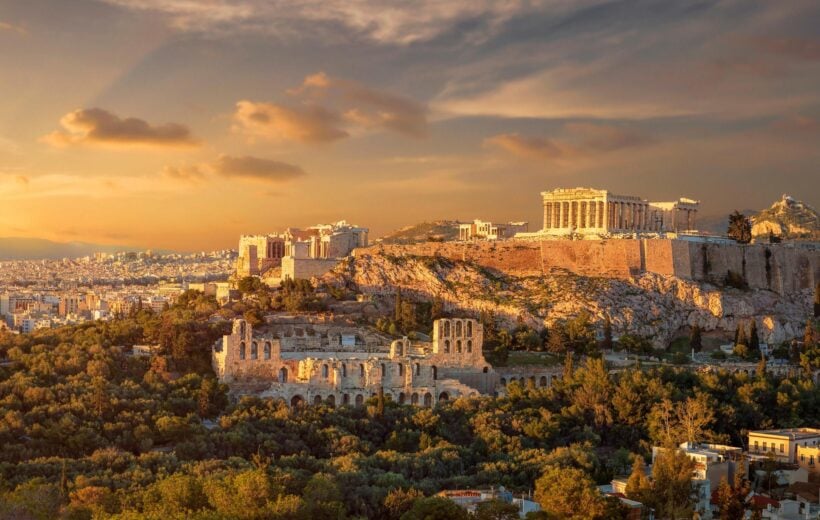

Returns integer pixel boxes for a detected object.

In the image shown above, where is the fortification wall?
[357,240,819,294]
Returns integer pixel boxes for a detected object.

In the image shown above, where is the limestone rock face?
[752,194,819,241]
[323,251,812,347]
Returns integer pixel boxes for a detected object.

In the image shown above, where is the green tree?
[474,499,520,520]
[383,488,424,520]
[534,466,605,520]
[400,496,470,520]
[625,456,652,504]
[650,448,696,519]
[727,211,751,244]
[715,472,749,520]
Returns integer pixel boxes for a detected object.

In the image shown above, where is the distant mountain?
[751,195,820,241]
[0,237,143,260]
[378,221,460,244]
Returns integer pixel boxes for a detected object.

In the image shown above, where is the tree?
[715,472,750,520]
[689,325,703,353]
[384,488,424,520]
[625,456,652,504]
[727,211,751,244]
[650,448,696,519]
[474,499,520,520]
[601,316,613,351]
[749,320,760,354]
[675,394,715,445]
[400,496,470,520]
[534,466,605,520]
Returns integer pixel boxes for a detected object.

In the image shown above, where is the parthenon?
[540,187,699,235]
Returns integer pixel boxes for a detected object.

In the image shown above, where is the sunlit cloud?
[0,21,27,35]
[42,108,199,149]
[212,154,305,183]
[161,164,207,183]
[233,72,427,143]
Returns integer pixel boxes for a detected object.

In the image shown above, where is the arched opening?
[342,363,347,377]
[251,342,258,360]
[264,341,271,360]
[290,395,304,407]
[467,340,473,353]
[439,392,450,402]
[313,395,323,406]
[239,341,246,360]
[455,321,462,337]
[483,366,489,373]
[423,392,433,407]
[456,340,462,353]
[500,377,506,386]
[444,340,450,353]
[529,376,536,387]
[342,394,350,406]
[326,395,336,407]
[355,394,364,407]
[467,321,473,337]
[322,364,329,378]
[519,377,526,385]
[411,393,419,405]
[431,365,437,380]
[398,392,406,404]
[539,376,548,387]
[415,363,421,375]
[443,321,451,336]
[279,367,288,383]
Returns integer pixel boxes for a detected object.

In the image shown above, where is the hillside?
[751,195,819,241]
[0,237,143,260]
[323,249,812,346]
[377,220,460,244]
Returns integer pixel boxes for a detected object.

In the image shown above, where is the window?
[763,442,767,451]
[415,363,420,375]
[251,342,258,360]
[456,340,462,353]
[780,443,784,453]
[342,364,347,377]
[239,341,246,360]
[467,321,473,337]
[398,364,404,376]
[322,364,329,378]
[264,342,271,360]
[754,441,759,451]
[360,364,365,377]
[381,363,386,377]
[444,340,450,353]
[467,340,473,353]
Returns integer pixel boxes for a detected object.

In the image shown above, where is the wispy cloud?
[212,154,305,183]
[42,108,199,149]
[0,21,27,35]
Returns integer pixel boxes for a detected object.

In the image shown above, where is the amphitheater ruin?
[212,316,561,406]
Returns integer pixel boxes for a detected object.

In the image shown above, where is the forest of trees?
[0,289,818,519]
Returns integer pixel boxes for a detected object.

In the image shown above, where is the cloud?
[97,0,560,45]
[752,37,820,62]
[212,154,305,183]
[232,100,348,144]
[161,164,207,183]
[769,115,820,136]
[233,72,427,143]
[485,123,654,161]
[0,21,27,35]
[42,108,199,149]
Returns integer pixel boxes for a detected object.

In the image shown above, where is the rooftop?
[750,428,820,440]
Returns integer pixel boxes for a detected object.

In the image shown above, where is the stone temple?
[540,187,699,236]
[212,316,560,407]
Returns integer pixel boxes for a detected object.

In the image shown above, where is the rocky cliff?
[752,195,819,241]
[322,250,813,347]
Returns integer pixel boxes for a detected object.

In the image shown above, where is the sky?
[0,0,818,252]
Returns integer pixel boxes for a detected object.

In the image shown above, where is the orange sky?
[0,1,818,251]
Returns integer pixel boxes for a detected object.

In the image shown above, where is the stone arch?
[423,392,433,407]
[355,394,364,407]
[279,367,288,383]
[539,376,548,387]
[313,395,323,406]
[322,364,329,378]
[431,365,438,380]
[398,392,406,404]
[467,340,473,353]
[467,321,473,337]
[439,392,450,402]
[251,341,258,360]
[444,339,451,353]
[326,395,336,407]
[456,340,462,353]
[411,392,419,405]
[264,341,271,360]
[443,321,451,337]
[455,321,463,337]
[290,395,304,407]
[239,341,246,360]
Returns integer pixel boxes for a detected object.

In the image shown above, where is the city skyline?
[1,0,819,251]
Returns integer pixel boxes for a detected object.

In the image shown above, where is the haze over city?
[1,0,819,252]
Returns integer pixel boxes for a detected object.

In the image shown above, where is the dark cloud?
[485,123,654,161]
[212,154,305,183]
[233,100,348,144]
[43,108,198,149]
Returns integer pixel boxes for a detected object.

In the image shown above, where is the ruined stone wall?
[356,240,819,294]
[282,257,342,280]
